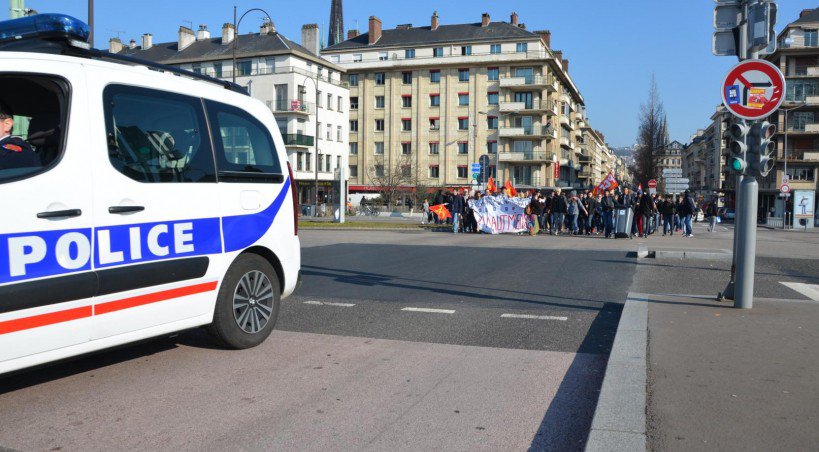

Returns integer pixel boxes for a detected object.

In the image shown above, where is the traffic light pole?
[734,174,758,308]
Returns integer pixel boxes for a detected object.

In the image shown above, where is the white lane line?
[303,300,357,307]
[501,313,568,321]
[401,307,456,314]
[780,282,819,302]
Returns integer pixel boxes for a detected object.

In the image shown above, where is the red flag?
[486,177,496,194]
[430,204,452,220]
[504,180,518,197]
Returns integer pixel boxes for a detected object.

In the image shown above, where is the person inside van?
[0,102,39,171]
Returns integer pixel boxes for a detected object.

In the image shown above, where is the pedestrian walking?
[621,187,637,239]
[679,190,696,237]
[451,189,464,233]
[422,199,430,224]
[637,192,654,238]
[706,202,719,232]
[568,191,587,235]
[660,195,675,236]
[551,188,568,235]
[602,189,616,238]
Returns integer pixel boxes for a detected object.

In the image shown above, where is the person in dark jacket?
[601,189,616,238]
[433,190,444,224]
[451,189,464,233]
[679,190,696,237]
[551,188,568,235]
[637,192,654,238]
[661,195,676,236]
[706,202,719,232]
[543,192,554,233]
[621,187,637,238]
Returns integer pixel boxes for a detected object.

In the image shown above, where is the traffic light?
[727,118,750,174]
[749,120,777,177]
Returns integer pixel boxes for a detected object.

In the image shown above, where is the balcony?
[499,99,557,115]
[499,125,556,139]
[578,168,593,179]
[282,134,314,148]
[780,150,819,161]
[559,136,575,150]
[269,99,314,116]
[559,115,575,130]
[497,150,554,162]
[511,176,542,187]
[499,75,558,92]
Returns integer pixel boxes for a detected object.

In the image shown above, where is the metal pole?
[88,0,94,48]
[735,175,758,308]
[784,109,788,229]
[313,76,320,217]
[232,6,237,84]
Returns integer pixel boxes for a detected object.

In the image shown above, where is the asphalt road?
[0,230,638,451]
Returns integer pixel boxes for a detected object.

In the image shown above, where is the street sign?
[648,179,657,189]
[662,168,683,176]
[714,4,742,30]
[713,30,739,57]
[781,174,789,185]
[665,177,690,184]
[780,183,790,194]
[721,59,785,120]
[748,1,777,55]
[471,163,482,172]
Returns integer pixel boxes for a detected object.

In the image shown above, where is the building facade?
[110,22,349,208]
[321,12,597,194]
[683,107,729,204]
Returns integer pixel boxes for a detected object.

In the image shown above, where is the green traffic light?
[731,158,745,172]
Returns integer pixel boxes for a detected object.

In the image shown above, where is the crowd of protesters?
[423,186,721,238]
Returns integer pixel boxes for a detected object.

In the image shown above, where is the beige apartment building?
[322,12,593,193]
[683,107,729,205]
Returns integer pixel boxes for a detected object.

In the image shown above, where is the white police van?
[0,15,301,375]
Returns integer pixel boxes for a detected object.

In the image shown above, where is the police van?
[0,14,301,375]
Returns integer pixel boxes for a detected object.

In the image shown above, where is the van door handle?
[109,205,145,214]
[37,209,82,219]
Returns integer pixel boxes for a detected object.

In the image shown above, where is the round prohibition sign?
[721,59,786,120]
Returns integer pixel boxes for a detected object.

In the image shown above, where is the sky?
[18,0,819,147]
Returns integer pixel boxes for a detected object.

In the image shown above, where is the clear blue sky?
[19,0,819,147]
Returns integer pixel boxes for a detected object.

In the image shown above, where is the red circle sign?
[721,59,785,120]
[781,184,790,194]
[648,179,657,189]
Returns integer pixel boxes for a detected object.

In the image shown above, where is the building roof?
[324,21,537,51]
[116,31,340,70]
[792,8,819,25]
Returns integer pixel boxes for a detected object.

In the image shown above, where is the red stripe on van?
[95,281,218,315]
[0,306,92,335]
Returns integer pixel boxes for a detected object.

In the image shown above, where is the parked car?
[722,209,736,221]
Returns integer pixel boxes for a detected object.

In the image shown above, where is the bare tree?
[632,75,667,185]
[367,154,414,210]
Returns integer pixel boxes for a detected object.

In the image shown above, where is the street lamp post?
[301,76,320,216]
[232,6,273,84]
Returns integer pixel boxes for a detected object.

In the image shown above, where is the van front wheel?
[208,254,281,349]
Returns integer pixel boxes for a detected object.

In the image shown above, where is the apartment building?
[683,107,729,205]
[110,22,349,207]
[764,8,819,219]
[321,12,591,193]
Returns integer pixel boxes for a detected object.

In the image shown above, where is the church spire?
[328,0,344,47]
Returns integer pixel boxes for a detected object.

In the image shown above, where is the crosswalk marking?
[401,307,456,314]
[501,313,568,321]
[303,300,357,307]
[780,282,819,302]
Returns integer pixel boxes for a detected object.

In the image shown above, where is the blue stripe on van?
[222,177,291,253]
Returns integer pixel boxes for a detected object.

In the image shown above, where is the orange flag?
[504,180,518,197]
[486,177,497,194]
[430,204,452,220]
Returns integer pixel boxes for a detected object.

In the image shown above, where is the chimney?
[142,33,153,50]
[302,24,320,55]
[534,29,551,48]
[259,21,275,35]
[221,23,235,45]
[197,24,210,41]
[510,12,519,26]
[481,13,490,27]
[368,16,382,44]
[178,25,195,51]
[348,29,360,39]
[519,23,526,30]
[800,9,813,18]
[554,50,563,63]
[108,37,123,53]
[562,58,569,73]
[431,11,439,31]
[129,39,137,49]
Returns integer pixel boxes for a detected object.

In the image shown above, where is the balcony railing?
[498,125,556,138]
[559,136,575,149]
[269,99,315,115]
[497,150,554,162]
[499,75,558,91]
[282,134,314,147]
[511,176,542,187]
[779,149,819,161]
[559,115,575,130]
[212,65,348,88]
[498,99,556,113]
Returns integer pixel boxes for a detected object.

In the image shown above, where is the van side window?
[0,75,68,184]
[206,101,282,179]
[103,85,215,183]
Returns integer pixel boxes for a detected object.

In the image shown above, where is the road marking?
[401,307,456,314]
[500,313,568,321]
[303,300,357,307]
[779,282,819,302]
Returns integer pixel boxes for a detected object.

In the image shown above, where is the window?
[0,75,67,183]
[349,165,358,177]
[429,165,440,178]
[375,164,384,177]
[327,93,333,110]
[379,52,388,61]
[487,116,498,129]
[487,92,499,105]
[458,142,469,154]
[337,125,342,141]
[317,91,323,107]
[430,94,440,107]
[458,69,470,82]
[205,99,282,179]
[338,96,344,112]
[236,60,252,76]
[402,95,412,108]
[374,142,384,154]
[317,122,322,140]
[350,120,358,132]
[487,141,497,154]
[516,42,528,53]
[401,142,412,154]
[792,112,814,131]
[104,85,216,183]
[490,44,501,54]
[786,80,818,102]
[349,73,359,86]
[401,165,411,177]
[305,152,311,171]
[213,62,223,78]
[375,96,385,108]
[402,71,412,84]
[375,119,385,131]
[806,29,818,47]
[487,67,499,81]
[458,93,469,106]
[458,117,469,130]
[353,54,362,62]
[192,63,202,75]
[457,165,468,178]
[405,49,416,59]
[350,142,358,155]
[430,70,441,83]
[375,72,386,85]
[350,97,359,109]
[429,142,440,154]
[429,118,440,130]
[326,123,332,140]
[296,152,304,171]
[786,167,815,181]
[461,45,472,56]
[402,119,412,131]
[433,47,444,57]
[326,154,332,172]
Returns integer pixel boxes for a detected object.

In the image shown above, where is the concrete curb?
[653,249,731,261]
[301,227,426,232]
[585,293,647,451]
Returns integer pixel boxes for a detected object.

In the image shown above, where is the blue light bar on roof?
[0,13,90,44]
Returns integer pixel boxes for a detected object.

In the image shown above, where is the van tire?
[207,254,281,349]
